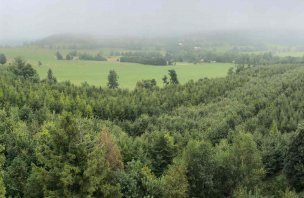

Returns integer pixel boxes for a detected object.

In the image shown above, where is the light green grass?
[1,47,233,89]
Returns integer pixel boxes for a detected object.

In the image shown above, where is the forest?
[0,56,303,197]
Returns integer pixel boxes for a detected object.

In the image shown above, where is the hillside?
[31,31,304,52]
[0,60,304,197]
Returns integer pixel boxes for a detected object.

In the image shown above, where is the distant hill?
[30,30,304,51]
[32,34,158,49]
[33,34,97,48]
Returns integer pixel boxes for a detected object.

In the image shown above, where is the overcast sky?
[1,0,304,41]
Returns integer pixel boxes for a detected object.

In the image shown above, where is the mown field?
[1,47,233,89]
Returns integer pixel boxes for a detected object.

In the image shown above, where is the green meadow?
[1,47,233,89]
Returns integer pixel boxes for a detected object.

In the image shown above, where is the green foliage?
[232,186,263,198]
[26,114,121,197]
[281,188,300,198]
[56,51,63,60]
[229,132,265,189]
[215,132,265,195]
[168,69,179,84]
[82,137,121,198]
[47,68,57,83]
[260,174,289,197]
[0,145,6,198]
[140,166,162,197]
[78,52,107,61]
[135,79,157,90]
[162,75,169,85]
[114,160,143,197]
[0,61,304,197]
[183,140,216,197]
[0,114,34,197]
[64,50,107,61]
[147,132,176,177]
[162,164,189,198]
[114,160,161,198]
[0,54,6,65]
[227,67,234,75]
[260,123,291,176]
[284,123,304,191]
[107,70,119,89]
[120,52,168,65]
[9,57,39,81]
[99,128,124,171]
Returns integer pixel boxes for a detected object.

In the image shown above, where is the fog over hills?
[1,0,304,45]
[27,30,304,50]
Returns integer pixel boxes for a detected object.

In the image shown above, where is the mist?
[1,0,304,43]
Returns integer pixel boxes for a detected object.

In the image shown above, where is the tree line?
[119,52,174,66]
[84,48,304,66]
[56,51,107,61]
[168,49,304,65]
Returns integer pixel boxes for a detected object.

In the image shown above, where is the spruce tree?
[168,70,179,85]
[107,70,119,89]
[0,54,7,65]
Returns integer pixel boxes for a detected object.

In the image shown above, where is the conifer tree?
[107,70,119,89]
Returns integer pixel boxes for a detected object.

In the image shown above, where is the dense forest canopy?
[0,57,303,197]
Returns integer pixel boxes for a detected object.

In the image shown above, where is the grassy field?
[1,47,233,89]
